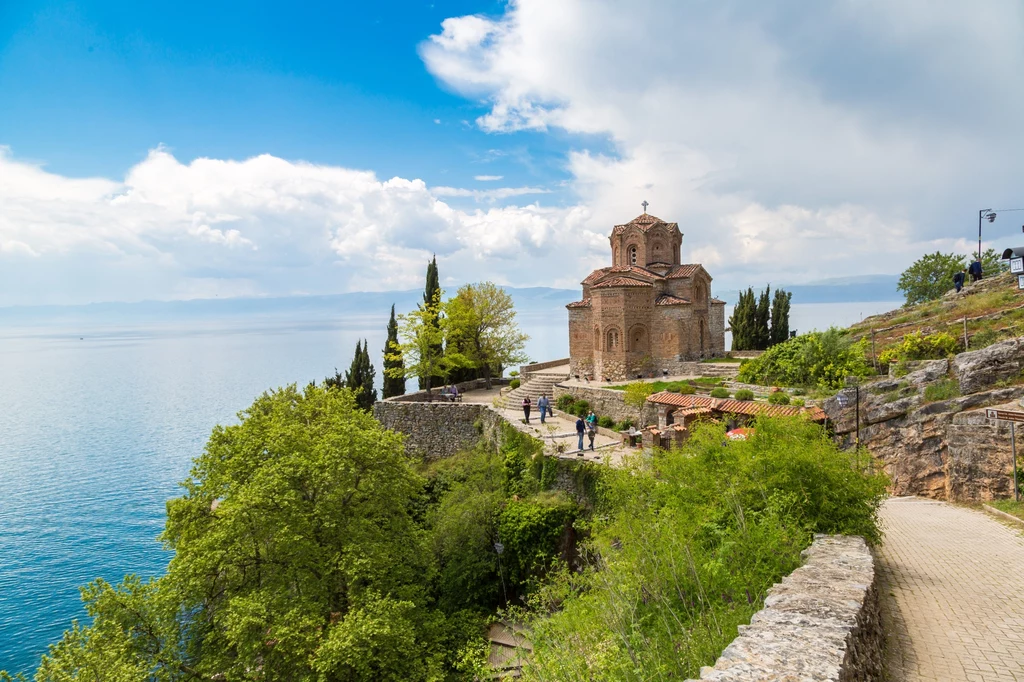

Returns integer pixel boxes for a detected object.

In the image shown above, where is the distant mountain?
[716,274,900,305]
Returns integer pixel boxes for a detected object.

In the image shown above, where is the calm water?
[0,300,896,673]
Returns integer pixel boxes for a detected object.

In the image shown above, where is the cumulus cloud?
[474,175,504,182]
[421,0,1024,286]
[0,147,604,305]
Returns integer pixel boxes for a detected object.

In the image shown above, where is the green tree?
[623,381,654,426]
[420,256,445,390]
[382,304,406,399]
[754,285,771,350]
[980,247,1010,276]
[728,288,755,350]
[386,290,452,393]
[769,288,792,347]
[444,283,530,388]
[343,339,377,410]
[14,385,443,681]
[898,251,967,305]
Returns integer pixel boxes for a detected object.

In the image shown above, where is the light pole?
[979,209,996,264]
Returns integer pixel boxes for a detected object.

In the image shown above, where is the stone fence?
[373,402,505,460]
[552,383,657,426]
[520,358,570,380]
[383,377,509,403]
[688,534,881,682]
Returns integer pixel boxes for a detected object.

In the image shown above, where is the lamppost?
[978,209,996,264]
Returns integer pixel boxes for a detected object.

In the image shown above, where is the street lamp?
[979,209,996,264]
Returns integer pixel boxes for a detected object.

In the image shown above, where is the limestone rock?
[952,338,1024,395]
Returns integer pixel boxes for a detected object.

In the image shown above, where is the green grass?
[701,357,743,363]
[923,378,960,402]
[608,378,723,392]
[988,499,1024,521]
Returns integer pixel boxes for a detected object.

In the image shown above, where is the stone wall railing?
[520,358,571,380]
[552,383,657,426]
[383,378,509,403]
[688,534,881,682]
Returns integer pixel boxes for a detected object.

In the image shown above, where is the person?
[546,399,554,419]
[953,269,966,293]
[575,416,586,453]
[587,422,597,451]
[450,383,460,402]
[537,395,549,424]
[586,410,597,429]
[440,385,450,402]
[969,259,983,282]
[522,396,532,424]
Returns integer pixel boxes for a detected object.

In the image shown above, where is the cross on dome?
[642,200,649,213]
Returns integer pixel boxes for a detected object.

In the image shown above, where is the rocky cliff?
[823,340,1024,501]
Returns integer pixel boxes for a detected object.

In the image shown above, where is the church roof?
[611,213,679,235]
[664,264,703,279]
[592,276,652,289]
[655,294,691,306]
[582,265,658,285]
[566,298,591,308]
[710,297,726,305]
[646,392,827,422]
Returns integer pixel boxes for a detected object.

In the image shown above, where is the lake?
[0,299,899,673]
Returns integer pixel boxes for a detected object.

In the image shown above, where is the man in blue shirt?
[537,395,549,424]
[576,417,585,453]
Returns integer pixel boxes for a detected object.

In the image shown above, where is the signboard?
[986,408,1024,423]
[1012,257,1024,274]
[1018,275,1024,291]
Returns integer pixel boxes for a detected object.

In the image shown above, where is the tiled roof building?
[567,211,726,380]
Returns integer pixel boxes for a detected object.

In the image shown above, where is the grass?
[701,357,743,363]
[987,499,1024,521]
[607,378,723,392]
[923,378,960,402]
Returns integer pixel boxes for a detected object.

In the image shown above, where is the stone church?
[567,211,726,380]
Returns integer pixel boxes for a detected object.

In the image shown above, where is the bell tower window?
[628,245,638,265]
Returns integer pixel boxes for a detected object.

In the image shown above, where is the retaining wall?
[373,402,505,460]
[551,383,657,426]
[688,534,881,682]
[520,358,571,380]
[385,378,509,403]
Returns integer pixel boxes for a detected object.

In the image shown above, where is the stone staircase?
[499,373,568,409]
[696,362,743,379]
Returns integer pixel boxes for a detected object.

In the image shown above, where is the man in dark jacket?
[969,259,983,282]
[576,417,585,453]
[953,269,966,293]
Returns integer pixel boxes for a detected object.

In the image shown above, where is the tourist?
[586,410,597,429]
[440,385,450,401]
[969,259,983,283]
[575,416,585,453]
[450,383,459,402]
[587,422,596,451]
[953,269,966,293]
[537,395,549,424]
[522,396,532,423]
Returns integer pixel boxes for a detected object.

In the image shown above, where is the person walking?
[586,410,597,429]
[969,259,983,282]
[575,416,585,453]
[587,422,596,451]
[522,397,532,424]
[953,269,966,293]
[537,395,549,424]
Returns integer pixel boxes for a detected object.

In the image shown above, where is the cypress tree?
[729,287,756,350]
[419,256,446,390]
[383,304,406,398]
[755,286,771,350]
[769,289,793,346]
[344,339,377,411]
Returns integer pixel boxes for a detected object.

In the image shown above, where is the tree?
[382,304,406,399]
[386,290,452,394]
[420,256,445,390]
[623,381,654,426]
[443,282,530,387]
[16,385,441,681]
[728,288,755,351]
[897,251,967,305]
[980,247,1010,276]
[343,339,377,410]
[754,286,771,350]
[769,288,793,347]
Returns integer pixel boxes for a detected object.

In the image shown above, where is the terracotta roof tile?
[656,294,691,306]
[611,213,680,235]
[646,392,826,421]
[592,276,653,289]
[566,298,592,308]
[710,297,727,304]
[664,264,702,279]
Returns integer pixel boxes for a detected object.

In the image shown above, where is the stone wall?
[520,358,570,380]
[385,378,508,403]
[688,535,881,682]
[551,383,657,426]
[373,402,506,460]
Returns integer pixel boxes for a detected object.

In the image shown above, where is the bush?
[709,387,730,398]
[923,378,961,402]
[878,331,960,366]
[615,419,635,431]
[555,394,576,412]
[509,378,521,389]
[792,388,807,396]
[767,391,791,405]
[791,398,805,407]
[597,416,615,429]
[734,389,755,401]
[736,328,872,389]
[573,400,591,417]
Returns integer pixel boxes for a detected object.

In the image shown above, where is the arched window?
[695,281,707,304]
[607,328,620,351]
[629,324,648,352]
[628,245,638,265]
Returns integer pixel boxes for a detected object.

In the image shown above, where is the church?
[567,209,726,381]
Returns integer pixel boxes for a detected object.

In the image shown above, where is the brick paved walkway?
[877,497,1024,681]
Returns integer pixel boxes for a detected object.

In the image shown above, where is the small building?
[567,211,726,381]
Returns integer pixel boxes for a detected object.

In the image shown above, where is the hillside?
[848,270,1024,358]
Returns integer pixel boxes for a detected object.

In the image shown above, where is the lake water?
[0,300,898,673]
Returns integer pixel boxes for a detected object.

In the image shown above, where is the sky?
[1,0,1023,306]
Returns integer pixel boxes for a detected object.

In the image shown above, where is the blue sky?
[2,0,1023,305]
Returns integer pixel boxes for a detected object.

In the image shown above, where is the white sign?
[1012,257,1024,274]
[1018,275,1024,291]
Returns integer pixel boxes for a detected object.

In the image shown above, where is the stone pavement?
[877,497,1024,681]
[493,403,630,466]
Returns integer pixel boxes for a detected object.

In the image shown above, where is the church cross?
[641,200,649,213]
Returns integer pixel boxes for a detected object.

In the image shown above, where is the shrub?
[675,382,697,394]
[970,327,999,349]
[923,378,961,402]
[734,389,755,401]
[555,394,576,412]
[791,398,805,406]
[736,328,872,389]
[573,399,591,417]
[597,416,615,429]
[878,331,960,366]
[792,388,807,396]
[615,419,635,431]
[509,378,521,389]
[767,391,790,405]
[709,387,730,398]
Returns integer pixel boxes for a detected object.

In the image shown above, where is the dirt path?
[877,497,1024,681]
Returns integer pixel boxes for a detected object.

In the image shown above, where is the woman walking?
[522,396,532,424]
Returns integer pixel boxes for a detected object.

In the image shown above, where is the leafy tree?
[420,256,445,390]
[444,283,530,388]
[343,339,377,410]
[980,247,1010,276]
[898,251,967,305]
[623,381,654,425]
[12,385,445,681]
[386,290,452,393]
[737,328,872,388]
[382,304,406,399]
[754,286,771,350]
[769,288,792,347]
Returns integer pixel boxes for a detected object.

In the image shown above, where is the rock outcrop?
[823,345,1024,501]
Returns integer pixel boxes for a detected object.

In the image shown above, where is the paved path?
[877,497,1024,681]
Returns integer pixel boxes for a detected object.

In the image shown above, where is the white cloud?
[474,175,503,181]
[430,185,549,201]
[421,0,1024,286]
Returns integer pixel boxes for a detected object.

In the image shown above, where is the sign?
[986,408,1024,423]
[1012,257,1024,274]
[1018,275,1024,291]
